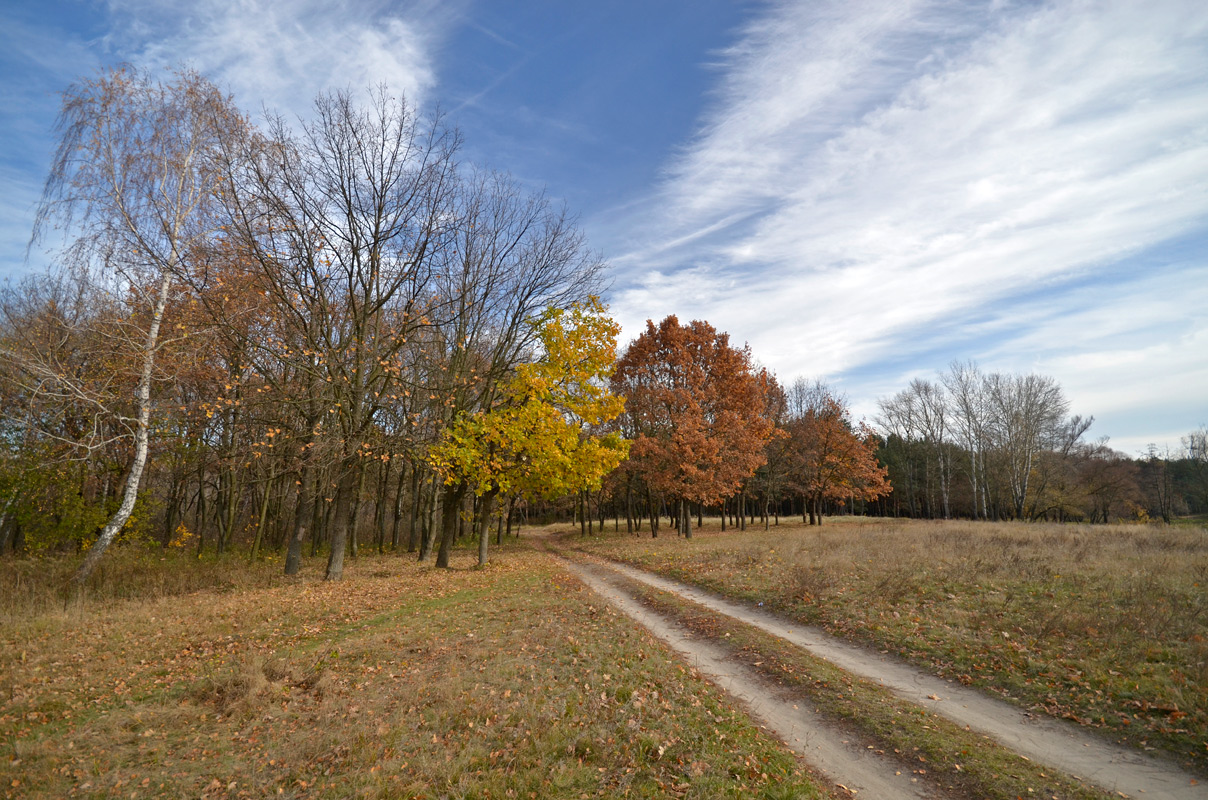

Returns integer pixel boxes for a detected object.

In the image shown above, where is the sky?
[1,0,1205,456]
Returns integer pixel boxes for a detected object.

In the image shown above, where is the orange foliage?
[612,316,775,513]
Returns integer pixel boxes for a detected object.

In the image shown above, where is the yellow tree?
[431,298,629,566]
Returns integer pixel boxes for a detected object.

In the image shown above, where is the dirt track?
[552,549,1208,800]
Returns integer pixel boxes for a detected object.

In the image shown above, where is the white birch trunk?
[72,273,171,586]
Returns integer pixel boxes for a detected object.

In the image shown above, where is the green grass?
[568,517,1208,773]
[0,542,827,799]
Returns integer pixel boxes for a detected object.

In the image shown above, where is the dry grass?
[0,547,292,622]
[0,541,826,799]
[570,517,1208,772]
[621,576,1113,800]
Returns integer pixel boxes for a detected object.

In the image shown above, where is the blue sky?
[2,0,1206,455]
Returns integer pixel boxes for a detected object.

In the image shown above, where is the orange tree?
[786,380,890,525]
[611,316,774,537]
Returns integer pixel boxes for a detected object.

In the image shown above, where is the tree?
[942,360,992,519]
[984,372,1082,520]
[20,67,240,586]
[1142,445,1181,522]
[612,316,774,537]
[752,371,790,529]
[877,378,951,518]
[1182,427,1208,513]
[786,380,890,525]
[430,298,629,564]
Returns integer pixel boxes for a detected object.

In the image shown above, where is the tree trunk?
[0,497,15,555]
[325,466,357,580]
[391,459,409,550]
[250,473,276,561]
[284,469,312,576]
[407,464,423,553]
[72,274,171,588]
[477,488,498,567]
[436,482,468,568]
[647,490,659,538]
[418,476,438,561]
[162,472,182,548]
[216,462,242,555]
[348,458,368,560]
[310,476,328,557]
[374,459,391,553]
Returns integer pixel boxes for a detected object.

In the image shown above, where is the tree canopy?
[611,315,775,536]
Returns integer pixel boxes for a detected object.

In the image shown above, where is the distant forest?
[872,363,1205,524]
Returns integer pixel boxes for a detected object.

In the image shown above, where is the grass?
[0,539,828,799]
[617,574,1113,800]
[0,546,293,622]
[568,516,1208,773]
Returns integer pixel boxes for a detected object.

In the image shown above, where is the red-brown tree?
[786,380,890,525]
[611,316,775,537]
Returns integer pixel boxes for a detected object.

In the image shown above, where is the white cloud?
[610,0,1208,444]
[102,0,458,117]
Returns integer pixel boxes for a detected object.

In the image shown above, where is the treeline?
[2,69,1199,582]
[0,68,617,580]
[602,317,888,538]
[875,362,1208,522]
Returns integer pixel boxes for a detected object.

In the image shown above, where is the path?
[564,558,948,799]
[553,547,1207,800]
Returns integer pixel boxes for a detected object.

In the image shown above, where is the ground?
[2,516,1205,799]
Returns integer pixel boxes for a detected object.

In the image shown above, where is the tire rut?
[549,551,957,799]
[576,553,1206,800]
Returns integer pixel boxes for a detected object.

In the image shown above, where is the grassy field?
[0,543,826,799]
[567,516,1208,773]
[618,575,1113,800]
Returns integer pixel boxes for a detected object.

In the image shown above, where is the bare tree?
[21,67,239,585]
[943,360,991,519]
[877,378,950,518]
[984,372,1073,520]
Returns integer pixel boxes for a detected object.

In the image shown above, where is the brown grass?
[0,541,827,799]
[0,547,291,622]
[620,576,1113,800]
[570,516,1208,773]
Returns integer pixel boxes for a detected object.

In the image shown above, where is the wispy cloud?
[611,0,1208,443]
[103,0,461,116]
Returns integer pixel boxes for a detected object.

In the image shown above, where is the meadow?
[4,516,1204,799]
[570,516,1208,773]
[0,545,823,799]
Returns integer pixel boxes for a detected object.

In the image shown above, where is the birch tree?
[23,67,240,586]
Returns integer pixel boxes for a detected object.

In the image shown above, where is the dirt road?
[553,549,1207,800]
